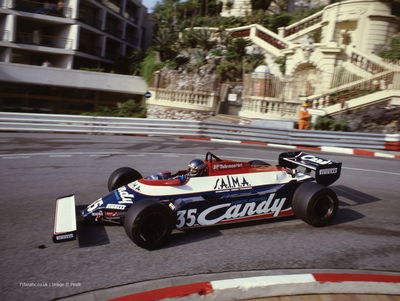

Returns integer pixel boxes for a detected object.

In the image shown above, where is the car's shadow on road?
[77,221,111,248]
[76,205,111,248]
[163,216,297,249]
[164,229,222,249]
[331,185,381,225]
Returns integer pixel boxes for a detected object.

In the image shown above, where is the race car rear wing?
[279,151,341,186]
[53,195,77,243]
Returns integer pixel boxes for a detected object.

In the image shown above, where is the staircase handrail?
[347,47,400,74]
[282,10,324,38]
[303,70,397,109]
[227,24,294,54]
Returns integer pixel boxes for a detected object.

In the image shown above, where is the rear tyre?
[108,167,142,191]
[124,200,175,250]
[292,183,338,227]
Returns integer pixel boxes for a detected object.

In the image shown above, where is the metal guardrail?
[0,112,399,151]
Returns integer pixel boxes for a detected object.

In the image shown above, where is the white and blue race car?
[53,151,342,250]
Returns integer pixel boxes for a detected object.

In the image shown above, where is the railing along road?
[0,112,398,151]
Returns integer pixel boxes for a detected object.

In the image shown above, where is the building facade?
[0,0,152,113]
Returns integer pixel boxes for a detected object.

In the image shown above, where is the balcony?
[12,0,72,18]
[125,26,138,45]
[78,2,103,29]
[105,15,122,37]
[16,32,72,49]
[104,0,120,14]
[105,39,121,60]
[78,28,103,57]
[125,2,140,24]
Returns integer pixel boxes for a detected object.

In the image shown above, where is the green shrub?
[83,99,146,118]
[140,50,159,83]
[314,116,348,132]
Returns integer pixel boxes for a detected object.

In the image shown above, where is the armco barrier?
[0,112,399,151]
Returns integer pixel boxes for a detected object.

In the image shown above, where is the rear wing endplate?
[279,152,342,186]
[53,195,77,243]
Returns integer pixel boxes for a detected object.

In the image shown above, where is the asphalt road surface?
[1,132,399,301]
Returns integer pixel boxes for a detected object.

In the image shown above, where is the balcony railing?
[16,32,73,49]
[240,97,299,120]
[104,0,120,13]
[78,16,103,29]
[105,27,122,37]
[78,44,102,56]
[147,88,218,112]
[12,0,72,18]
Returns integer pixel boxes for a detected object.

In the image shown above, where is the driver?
[145,159,208,181]
[187,159,207,177]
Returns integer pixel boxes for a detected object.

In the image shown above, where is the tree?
[112,48,146,75]
[191,29,217,52]
[152,28,178,61]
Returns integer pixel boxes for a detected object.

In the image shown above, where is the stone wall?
[147,105,214,121]
[333,101,400,133]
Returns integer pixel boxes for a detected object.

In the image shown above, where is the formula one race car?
[53,152,342,250]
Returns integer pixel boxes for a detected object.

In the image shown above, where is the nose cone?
[82,186,136,220]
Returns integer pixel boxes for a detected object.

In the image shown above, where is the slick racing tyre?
[292,183,338,227]
[124,200,175,250]
[108,167,142,191]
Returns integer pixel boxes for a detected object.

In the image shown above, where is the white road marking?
[0,152,124,157]
[2,156,30,159]
[342,166,400,176]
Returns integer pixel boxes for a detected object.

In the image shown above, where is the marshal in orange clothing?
[298,103,312,130]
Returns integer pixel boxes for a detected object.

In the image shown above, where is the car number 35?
[176,209,197,228]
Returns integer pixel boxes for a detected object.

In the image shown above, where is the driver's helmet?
[187,159,207,177]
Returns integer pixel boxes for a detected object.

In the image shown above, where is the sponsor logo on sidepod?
[213,176,250,190]
[176,193,286,228]
[117,187,134,204]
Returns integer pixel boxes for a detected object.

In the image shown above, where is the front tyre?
[124,200,175,250]
[108,167,142,191]
[292,183,338,227]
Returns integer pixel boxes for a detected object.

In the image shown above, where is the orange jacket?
[298,109,311,121]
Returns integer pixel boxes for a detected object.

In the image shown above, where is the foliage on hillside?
[379,37,400,60]
[141,0,324,84]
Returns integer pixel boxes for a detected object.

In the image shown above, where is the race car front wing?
[53,195,77,243]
